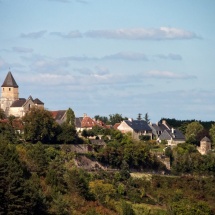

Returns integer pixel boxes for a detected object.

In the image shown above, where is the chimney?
[171,128,175,133]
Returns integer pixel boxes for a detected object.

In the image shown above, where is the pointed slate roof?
[1,71,18,88]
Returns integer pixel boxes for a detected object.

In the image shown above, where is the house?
[157,128,185,146]
[75,114,104,132]
[149,120,170,139]
[0,71,44,117]
[117,118,152,140]
[197,136,211,155]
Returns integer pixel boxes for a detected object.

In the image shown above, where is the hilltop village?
[0,71,213,155]
[1,71,215,214]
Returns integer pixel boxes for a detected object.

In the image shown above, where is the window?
[9,88,11,91]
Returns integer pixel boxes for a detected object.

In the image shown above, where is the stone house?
[157,128,185,146]
[117,119,152,140]
[149,120,170,139]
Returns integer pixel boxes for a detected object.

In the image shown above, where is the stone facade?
[117,119,152,140]
[0,71,44,118]
[197,136,211,155]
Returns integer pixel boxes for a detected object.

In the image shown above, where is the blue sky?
[0,0,215,122]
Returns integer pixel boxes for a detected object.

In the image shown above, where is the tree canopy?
[185,121,204,144]
[23,108,58,143]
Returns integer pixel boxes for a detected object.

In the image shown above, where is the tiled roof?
[1,71,18,87]
[10,98,26,107]
[113,123,120,130]
[81,116,98,128]
[124,120,152,132]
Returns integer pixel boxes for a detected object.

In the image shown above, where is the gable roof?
[81,116,98,128]
[51,110,67,121]
[1,71,18,88]
[159,129,185,141]
[124,119,152,132]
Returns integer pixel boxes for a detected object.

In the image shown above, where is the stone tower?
[197,136,212,155]
[0,71,19,115]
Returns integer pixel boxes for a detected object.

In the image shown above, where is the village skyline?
[0,0,215,122]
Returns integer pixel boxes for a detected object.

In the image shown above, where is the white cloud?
[103,51,148,61]
[12,47,34,53]
[155,53,182,60]
[144,70,196,79]
[20,30,47,39]
[50,31,82,38]
[85,27,199,40]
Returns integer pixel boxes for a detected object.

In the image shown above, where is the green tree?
[185,121,204,144]
[66,108,75,128]
[144,113,150,123]
[57,122,76,144]
[0,141,44,214]
[94,115,108,124]
[22,108,58,143]
[109,113,126,125]
[209,124,215,147]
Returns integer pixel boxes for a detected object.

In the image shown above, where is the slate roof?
[51,110,67,121]
[1,72,18,88]
[75,117,83,128]
[201,136,211,142]
[34,98,44,105]
[159,129,185,141]
[10,98,26,107]
[124,120,152,132]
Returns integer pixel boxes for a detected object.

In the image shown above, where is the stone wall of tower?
[1,86,19,100]
[0,86,19,113]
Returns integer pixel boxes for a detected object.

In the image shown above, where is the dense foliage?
[0,112,215,214]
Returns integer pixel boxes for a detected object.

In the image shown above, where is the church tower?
[0,71,19,114]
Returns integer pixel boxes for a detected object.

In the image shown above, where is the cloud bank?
[48,27,199,41]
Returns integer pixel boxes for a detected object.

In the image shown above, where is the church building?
[0,71,44,118]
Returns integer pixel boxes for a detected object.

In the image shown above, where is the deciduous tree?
[185,121,204,144]
[23,108,58,143]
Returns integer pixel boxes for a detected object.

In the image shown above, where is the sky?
[0,0,215,122]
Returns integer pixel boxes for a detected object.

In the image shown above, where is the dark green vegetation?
[0,110,215,214]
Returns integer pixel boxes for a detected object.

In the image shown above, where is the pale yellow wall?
[9,107,25,117]
[1,87,19,100]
